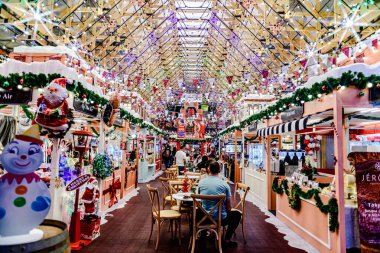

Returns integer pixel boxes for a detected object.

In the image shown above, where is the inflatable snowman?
[0,125,51,244]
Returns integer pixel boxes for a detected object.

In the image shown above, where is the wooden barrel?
[0,219,70,253]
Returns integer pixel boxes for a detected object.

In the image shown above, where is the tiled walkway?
[80,179,309,253]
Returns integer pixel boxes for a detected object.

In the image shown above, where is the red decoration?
[182,175,190,193]
[322,85,326,91]
[299,59,308,67]
[226,76,234,84]
[20,78,24,84]
[153,86,158,94]
[372,39,378,49]
[342,47,350,58]
[236,88,241,94]
[163,79,169,87]
[262,70,269,78]
[102,172,121,208]
[193,79,199,86]
[136,76,142,85]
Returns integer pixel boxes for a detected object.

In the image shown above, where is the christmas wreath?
[92,154,114,179]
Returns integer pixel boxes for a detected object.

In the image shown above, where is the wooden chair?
[165,170,176,180]
[190,194,226,253]
[147,185,182,250]
[167,167,178,178]
[185,172,201,184]
[159,177,174,209]
[232,182,250,243]
[200,168,207,175]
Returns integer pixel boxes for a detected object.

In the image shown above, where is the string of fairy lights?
[0,0,378,133]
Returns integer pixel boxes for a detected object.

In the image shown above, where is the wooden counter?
[276,188,338,253]
[245,169,277,209]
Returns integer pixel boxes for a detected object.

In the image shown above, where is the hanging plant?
[92,154,114,179]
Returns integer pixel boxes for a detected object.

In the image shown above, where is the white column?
[47,138,63,220]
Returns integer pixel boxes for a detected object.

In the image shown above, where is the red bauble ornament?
[82,94,87,99]
[304,139,310,145]
[20,78,24,84]
[322,85,326,91]
[305,147,311,152]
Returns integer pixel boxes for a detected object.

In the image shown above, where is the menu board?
[348,152,380,252]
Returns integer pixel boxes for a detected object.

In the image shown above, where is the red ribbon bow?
[103,172,121,208]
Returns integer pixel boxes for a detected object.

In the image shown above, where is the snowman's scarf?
[1,172,40,184]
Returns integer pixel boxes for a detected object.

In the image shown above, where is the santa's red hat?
[88,177,98,185]
[50,78,69,89]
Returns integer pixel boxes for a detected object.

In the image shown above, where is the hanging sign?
[73,97,99,118]
[0,89,32,105]
[66,174,91,191]
[177,121,186,138]
[247,122,257,132]
[281,106,303,122]
[349,152,380,251]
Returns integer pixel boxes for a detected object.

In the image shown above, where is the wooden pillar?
[120,121,129,198]
[332,90,347,253]
[234,130,241,183]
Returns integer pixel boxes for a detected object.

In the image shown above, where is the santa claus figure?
[35,78,70,136]
[81,177,100,215]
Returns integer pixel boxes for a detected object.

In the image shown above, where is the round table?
[172,192,194,202]
[176,175,200,180]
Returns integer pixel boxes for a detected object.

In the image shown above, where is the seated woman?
[198,160,241,248]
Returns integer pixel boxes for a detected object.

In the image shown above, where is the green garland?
[0,72,164,135]
[272,177,339,232]
[218,71,380,137]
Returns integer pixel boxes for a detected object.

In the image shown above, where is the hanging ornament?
[136,76,142,85]
[153,86,158,94]
[226,76,233,84]
[20,78,24,85]
[322,85,326,91]
[359,91,365,97]
[163,79,169,88]
[3,81,10,89]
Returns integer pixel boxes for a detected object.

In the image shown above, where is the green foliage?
[0,72,164,135]
[218,71,380,137]
[272,178,339,232]
[92,154,114,179]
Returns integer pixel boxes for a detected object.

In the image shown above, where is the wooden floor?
[79,179,306,253]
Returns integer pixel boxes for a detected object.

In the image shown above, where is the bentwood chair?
[190,194,226,253]
[168,167,179,178]
[147,185,182,250]
[159,177,174,209]
[232,182,250,243]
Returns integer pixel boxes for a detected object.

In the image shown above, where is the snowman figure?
[0,125,51,244]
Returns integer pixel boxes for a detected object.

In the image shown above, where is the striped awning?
[257,117,309,137]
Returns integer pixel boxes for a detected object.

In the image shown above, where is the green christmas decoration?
[272,178,339,232]
[0,72,164,135]
[92,154,114,179]
[217,71,380,137]
[359,91,365,97]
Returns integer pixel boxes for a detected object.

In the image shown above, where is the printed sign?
[177,123,186,138]
[73,97,98,117]
[0,89,32,105]
[281,106,303,122]
[66,174,91,191]
[348,152,380,251]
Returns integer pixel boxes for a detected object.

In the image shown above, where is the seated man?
[198,160,242,248]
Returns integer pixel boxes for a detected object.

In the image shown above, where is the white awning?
[257,117,309,137]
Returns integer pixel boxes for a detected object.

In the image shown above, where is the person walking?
[162,145,171,170]
[175,144,187,175]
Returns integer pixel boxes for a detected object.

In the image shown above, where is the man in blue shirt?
[198,160,242,248]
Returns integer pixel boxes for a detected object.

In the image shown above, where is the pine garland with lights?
[0,72,164,135]
[218,71,380,137]
[92,154,114,179]
[272,177,339,232]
